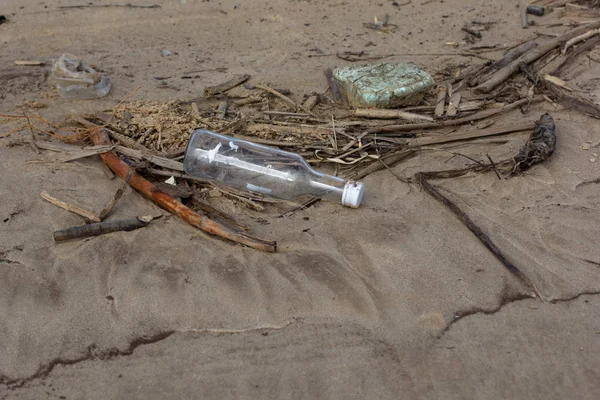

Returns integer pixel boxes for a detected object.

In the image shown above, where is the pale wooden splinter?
[41,191,101,223]
[353,108,434,122]
[434,85,447,118]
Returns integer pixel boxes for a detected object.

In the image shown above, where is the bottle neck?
[305,169,346,202]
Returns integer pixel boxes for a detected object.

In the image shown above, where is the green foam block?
[333,62,434,108]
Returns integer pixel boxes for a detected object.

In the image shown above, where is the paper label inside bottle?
[246,183,272,194]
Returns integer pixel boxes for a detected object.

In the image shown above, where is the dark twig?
[54,216,153,242]
[204,74,250,97]
[98,182,127,220]
[462,27,482,39]
[486,154,502,180]
[379,159,411,184]
[277,197,321,218]
[403,115,556,294]
[415,173,534,287]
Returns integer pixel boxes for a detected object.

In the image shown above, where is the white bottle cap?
[342,181,365,208]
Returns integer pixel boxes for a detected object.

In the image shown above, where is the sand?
[1,0,599,399]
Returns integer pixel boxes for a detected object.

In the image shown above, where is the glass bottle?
[183,130,364,208]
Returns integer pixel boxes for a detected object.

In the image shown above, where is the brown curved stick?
[90,128,277,252]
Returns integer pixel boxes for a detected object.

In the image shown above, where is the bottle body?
[183,130,364,207]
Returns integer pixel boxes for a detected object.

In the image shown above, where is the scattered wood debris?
[5,16,599,252]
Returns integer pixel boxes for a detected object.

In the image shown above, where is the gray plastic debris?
[526,5,545,17]
[51,54,111,100]
[332,62,434,108]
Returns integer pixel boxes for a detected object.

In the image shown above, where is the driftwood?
[496,40,539,69]
[453,63,489,84]
[351,149,416,180]
[151,182,194,198]
[416,113,556,179]
[547,0,579,12]
[562,28,600,54]
[255,84,315,116]
[114,145,184,171]
[244,122,331,137]
[406,122,534,147]
[147,168,274,211]
[54,216,152,242]
[560,8,600,18]
[32,141,113,162]
[552,35,600,76]
[353,108,434,122]
[105,127,148,151]
[30,145,113,163]
[446,92,462,117]
[34,141,84,152]
[41,191,101,223]
[233,96,263,106]
[356,101,486,115]
[216,101,228,119]
[302,94,319,110]
[58,146,113,162]
[204,74,250,97]
[89,126,277,252]
[542,74,572,91]
[262,111,312,119]
[366,97,540,134]
[434,85,447,118]
[476,20,600,92]
[230,134,302,147]
[546,85,600,118]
